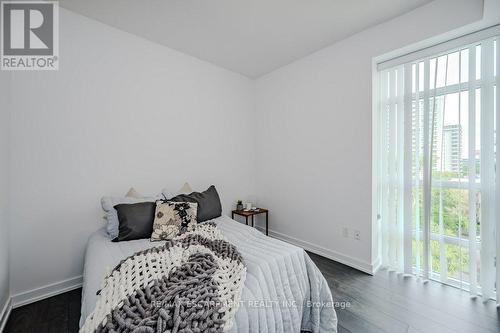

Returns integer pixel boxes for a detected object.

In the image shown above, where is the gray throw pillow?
[113,202,156,242]
[101,194,158,238]
[168,185,222,222]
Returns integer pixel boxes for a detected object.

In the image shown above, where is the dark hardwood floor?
[4,288,81,333]
[4,252,500,333]
[308,252,500,333]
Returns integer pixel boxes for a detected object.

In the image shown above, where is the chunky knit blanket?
[80,222,247,333]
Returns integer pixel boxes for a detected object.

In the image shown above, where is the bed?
[80,215,337,332]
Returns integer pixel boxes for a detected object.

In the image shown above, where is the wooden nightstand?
[232,208,269,235]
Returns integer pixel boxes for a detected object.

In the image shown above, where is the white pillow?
[161,182,193,199]
[178,182,193,194]
[101,188,160,239]
[125,187,142,199]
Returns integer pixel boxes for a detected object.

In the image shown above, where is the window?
[377,34,499,300]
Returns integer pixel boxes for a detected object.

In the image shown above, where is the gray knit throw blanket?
[80,222,246,333]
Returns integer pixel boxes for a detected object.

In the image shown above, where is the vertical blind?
[378,35,500,300]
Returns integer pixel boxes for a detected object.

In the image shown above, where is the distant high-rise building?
[442,124,462,173]
[410,99,463,175]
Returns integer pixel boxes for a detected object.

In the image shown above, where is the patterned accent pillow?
[151,201,197,241]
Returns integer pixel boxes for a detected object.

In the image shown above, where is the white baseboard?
[0,297,12,333]
[256,226,377,275]
[371,256,382,274]
[11,275,83,309]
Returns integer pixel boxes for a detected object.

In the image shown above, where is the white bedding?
[80,215,337,332]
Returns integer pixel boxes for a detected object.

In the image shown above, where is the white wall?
[8,9,255,297]
[5,0,500,303]
[0,72,11,324]
[254,0,486,272]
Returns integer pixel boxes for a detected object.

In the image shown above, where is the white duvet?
[80,216,337,332]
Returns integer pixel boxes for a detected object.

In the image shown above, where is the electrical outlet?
[354,230,361,240]
[342,227,349,238]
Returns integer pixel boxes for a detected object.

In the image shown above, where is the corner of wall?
[0,297,12,332]
[0,70,12,331]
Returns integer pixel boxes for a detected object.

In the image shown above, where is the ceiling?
[59,0,434,78]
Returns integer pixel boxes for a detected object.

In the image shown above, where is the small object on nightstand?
[232,208,269,235]
[236,200,243,211]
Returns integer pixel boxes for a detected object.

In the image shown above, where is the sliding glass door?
[377,36,499,300]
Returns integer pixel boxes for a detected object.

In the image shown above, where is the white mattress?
[80,215,337,332]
